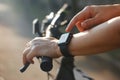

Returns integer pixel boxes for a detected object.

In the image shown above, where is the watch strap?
[58,44,73,57]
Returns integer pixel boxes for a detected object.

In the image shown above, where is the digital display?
[58,33,72,44]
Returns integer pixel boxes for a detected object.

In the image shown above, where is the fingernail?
[66,27,71,32]
[65,28,69,32]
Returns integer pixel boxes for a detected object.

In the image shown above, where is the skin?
[69,17,120,56]
[22,4,120,64]
[66,4,120,32]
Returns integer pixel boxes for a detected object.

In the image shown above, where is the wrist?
[68,34,80,56]
[56,44,63,57]
[58,33,74,57]
[52,40,62,58]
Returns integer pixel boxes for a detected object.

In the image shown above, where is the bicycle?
[20,4,94,80]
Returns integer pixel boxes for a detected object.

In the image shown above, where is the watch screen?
[58,33,72,44]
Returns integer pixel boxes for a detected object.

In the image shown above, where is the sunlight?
[107,17,118,24]
[75,31,89,37]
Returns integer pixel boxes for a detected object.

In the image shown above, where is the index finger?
[65,7,90,32]
[65,15,80,32]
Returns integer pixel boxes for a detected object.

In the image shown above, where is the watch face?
[58,33,72,44]
[58,33,68,44]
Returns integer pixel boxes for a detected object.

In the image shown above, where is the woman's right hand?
[66,4,120,32]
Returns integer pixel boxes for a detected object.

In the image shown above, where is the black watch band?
[58,33,73,57]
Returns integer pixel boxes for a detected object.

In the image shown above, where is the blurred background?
[0,0,120,80]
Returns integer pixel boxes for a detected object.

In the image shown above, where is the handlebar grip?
[40,56,53,72]
[20,62,30,73]
[20,56,53,72]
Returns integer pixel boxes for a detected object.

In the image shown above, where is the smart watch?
[58,33,73,57]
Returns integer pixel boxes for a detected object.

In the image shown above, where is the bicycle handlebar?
[20,3,69,72]
[33,19,53,72]
[20,19,53,72]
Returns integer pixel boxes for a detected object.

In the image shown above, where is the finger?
[26,46,38,64]
[23,47,31,65]
[65,6,91,32]
[66,12,85,32]
[66,16,80,32]
[81,15,101,29]
[75,20,85,32]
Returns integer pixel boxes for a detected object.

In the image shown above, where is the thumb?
[75,20,85,32]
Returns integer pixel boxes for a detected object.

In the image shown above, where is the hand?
[66,4,120,32]
[22,37,62,64]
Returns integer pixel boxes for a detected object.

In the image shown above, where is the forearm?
[68,17,120,56]
[112,4,120,16]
